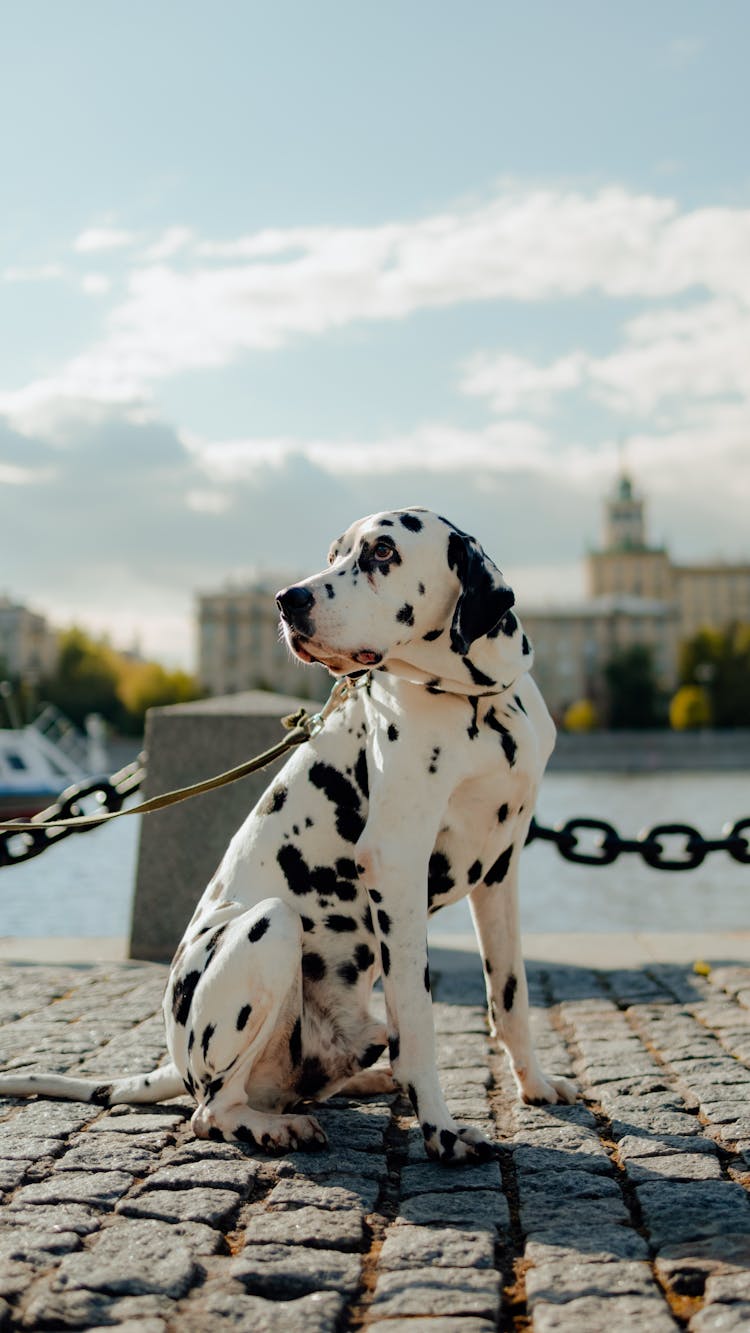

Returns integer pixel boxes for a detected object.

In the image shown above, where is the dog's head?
[277,508,529,693]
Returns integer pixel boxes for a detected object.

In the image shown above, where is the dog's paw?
[422,1120,500,1165]
[517,1070,578,1106]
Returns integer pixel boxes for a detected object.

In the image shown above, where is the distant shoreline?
[549,728,750,772]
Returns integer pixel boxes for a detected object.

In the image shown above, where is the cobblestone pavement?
[0,952,748,1331]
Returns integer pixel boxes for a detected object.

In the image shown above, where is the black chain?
[1,757,748,873]
[526,816,750,870]
[0,760,145,868]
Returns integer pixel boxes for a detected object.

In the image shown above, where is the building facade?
[524,474,750,717]
[197,576,330,702]
[0,598,59,686]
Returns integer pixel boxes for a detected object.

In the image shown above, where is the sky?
[1,2,749,668]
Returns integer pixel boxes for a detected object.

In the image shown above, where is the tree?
[603,644,663,729]
[669,684,712,731]
[678,623,750,727]
[115,660,203,734]
[40,628,121,727]
[562,698,599,732]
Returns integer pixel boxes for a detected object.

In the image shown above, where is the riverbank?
[548,728,750,772]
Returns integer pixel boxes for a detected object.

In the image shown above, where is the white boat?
[0,705,105,820]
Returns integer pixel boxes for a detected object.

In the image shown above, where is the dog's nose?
[276,585,315,621]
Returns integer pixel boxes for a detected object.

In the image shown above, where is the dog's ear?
[447,530,515,656]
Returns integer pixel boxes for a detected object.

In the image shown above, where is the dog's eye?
[372,540,395,563]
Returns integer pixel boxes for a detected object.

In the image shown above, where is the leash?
[0,678,359,834]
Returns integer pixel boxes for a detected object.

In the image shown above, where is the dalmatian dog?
[0,508,576,1163]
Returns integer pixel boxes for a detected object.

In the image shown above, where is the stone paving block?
[264,1174,380,1213]
[689,1304,750,1331]
[656,1236,750,1300]
[21,1286,171,1329]
[512,1144,613,1177]
[617,1133,718,1160]
[526,1258,658,1306]
[311,1106,390,1151]
[135,1156,259,1195]
[275,1148,387,1180]
[55,1137,159,1176]
[526,1226,650,1263]
[88,1110,187,1134]
[370,1265,501,1320]
[531,1293,677,1331]
[244,1204,364,1250]
[636,1180,750,1248]
[367,1320,496,1333]
[49,1218,199,1298]
[230,1243,361,1298]
[626,1151,723,1182]
[14,1168,132,1210]
[1,1102,97,1136]
[0,1201,101,1236]
[378,1225,496,1271]
[179,1285,345,1331]
[400,1159,502,1197]
[395,1188,509,1231]
[116,1186,240,1228]
[610,1110,703,1139]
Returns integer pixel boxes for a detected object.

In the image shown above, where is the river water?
[0,772,747,940]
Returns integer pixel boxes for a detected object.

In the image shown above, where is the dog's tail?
[0,1062,184,1107]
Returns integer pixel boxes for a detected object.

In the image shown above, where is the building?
[524,473,750,717]
[0,598,58,686]
[197,575,330,702]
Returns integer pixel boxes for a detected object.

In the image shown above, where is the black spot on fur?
[462,656,496,689]
[234,1125,258,1147]
[467,859,483,885]
[485,845,513,886]
[261,785,287,815]
[369,888,382,903]
[485,957,493,975]
[90,1084,113,1106]
[377,909,392,936]
[236,1004,253,1031]
[361,904,374,934]
[504,973,518,1011]
[338,960,359,985]
[514,693,527,714]
[289,1017,302,1066]
[387,723,399,742]
[187,1029,195,1053]
[360,1042,386,1068]
[302,951,327,981]
[309,762,365,843]
[380,941,391,975]
[388,1033,400,1062]
[467,698,480,740]
[400,513,423,532]
[427,851,454,907]
[396,603,414,626]
[522,633,531,655]
[248,915,270,943]
[428,745,441,774]
[204,1074,224,1101]
[497,803,509,823]
[418,582,426,595]
[300,915,315,932]
[407,1082,419,1114]
[277,844,313,895]
[201,1023,215,1059]
[379,519,394,527]
[424,963,431,992]
[423,627,443,641]
[353,748,369,799]
[499,610,518,637]
[355,943,375,971]
[296,1056,329,1098]
[171,970,201,1027]
[484,706,518,766]
[439,1128,457,1159]
[325,913,357,933]
[324,582,335,599]
[336,857,359,879]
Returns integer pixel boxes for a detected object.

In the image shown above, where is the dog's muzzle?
[276,585,315,634]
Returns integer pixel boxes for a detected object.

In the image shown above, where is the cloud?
[73,226,136,254]
[2,264,65,283]
[4,184,748,425]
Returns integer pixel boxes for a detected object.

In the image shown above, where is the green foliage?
[39,628,203,734]
[603,644,664,729]
[678,623,750,727]
[669,684,712,730]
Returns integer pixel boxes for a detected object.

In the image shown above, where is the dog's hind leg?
[469,842,577,1106]
[169,896,328,1152]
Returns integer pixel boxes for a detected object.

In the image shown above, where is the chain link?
[0,760,145,868]
[526,815,750,869]
[1,754,748,873]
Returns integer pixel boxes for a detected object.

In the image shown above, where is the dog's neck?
[379,609,534,699]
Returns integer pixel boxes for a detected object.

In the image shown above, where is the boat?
[0,703,105,821]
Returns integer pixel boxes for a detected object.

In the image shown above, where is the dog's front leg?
[357,805,497,1164]
[469,838,577,1106]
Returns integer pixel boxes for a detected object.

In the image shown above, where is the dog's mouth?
[289,633,383,674]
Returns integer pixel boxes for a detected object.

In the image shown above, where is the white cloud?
[73,226,136,254]
[3,264,65,283]
[4,185,750,425]
[142,226,194,262]
[81,273,112,296]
